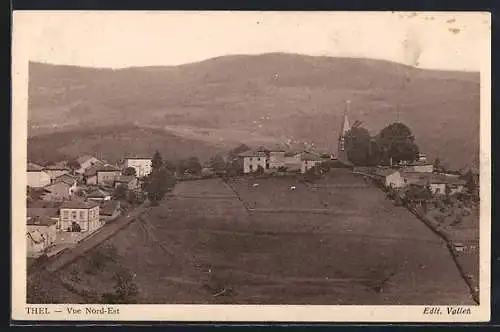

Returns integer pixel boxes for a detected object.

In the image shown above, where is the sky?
[13,11,490,72]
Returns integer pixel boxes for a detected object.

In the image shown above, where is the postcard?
[11,11,491,322]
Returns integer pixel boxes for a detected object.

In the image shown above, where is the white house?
[239,150,268,173]
[300,152,323,173]
[413,174,466,195]
[373,168,405,189]
[268,147,286,169]
[123,157,152,178]
[59,200,100,233]
[401,161,434,173]
[27,162,51,188]
[26,208,59,257]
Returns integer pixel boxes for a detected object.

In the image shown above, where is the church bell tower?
[337,100,351,162]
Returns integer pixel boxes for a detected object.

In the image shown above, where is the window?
[249,164,253,171]
[63,210,69,219]
[249,157,253,162]
[89,209,93,218]
[71,211,77,220]
[258,157,261,161]
[79,211,85,219]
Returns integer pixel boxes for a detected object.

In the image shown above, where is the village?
[26,106,480,304]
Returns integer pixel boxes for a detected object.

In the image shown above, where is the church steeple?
[337,100,351,161]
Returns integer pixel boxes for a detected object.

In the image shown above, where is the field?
[41,174,474,305]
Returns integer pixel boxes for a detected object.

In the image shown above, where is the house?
[300,152,323,173]
[27,162,51,188]
[26,207,59,257]
[123,157,152,178]
[43,163,71,180]
[42,181,73,201]
[26,217,57,257]
[53,174,78,193]
[59,200,100,233]
[86,188,112,201]
[403,172,466,195]
[401,161,434,173]
[238,150,268,173]
[76,155,105,174]
[373,168,405,189]
[268,146,286,169]
[99,200,121,222]
[114,175,139,191]
[96,165,121,186]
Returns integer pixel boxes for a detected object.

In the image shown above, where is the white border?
[11,11,491,322]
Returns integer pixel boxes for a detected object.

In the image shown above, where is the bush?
[435,214,445,223]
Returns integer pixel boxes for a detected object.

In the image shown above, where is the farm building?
[96,165,122,185]
[239,150,269,173]
[42,181,74,201]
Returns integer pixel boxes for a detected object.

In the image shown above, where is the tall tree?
[377,122,419,165]
[209,154,226,174]
[185,156,202,175]
[345,126,372,166]
[67,159,81,175]
[151,150,163,171]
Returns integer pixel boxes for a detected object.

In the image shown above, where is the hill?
[28,53,480,169]
[27,125,223,165]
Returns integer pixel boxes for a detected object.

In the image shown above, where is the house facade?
[27,163,51,188]
[284,152,302,171]
[239,151,268,173]
[114,175,139,190]
[44,164,71,181]
[27,217,57,257]
[269,150,286,169]
[59,200,100,233]
[124,158,152,178]
[300,152,323,173]
[96,165,121,185]
[374,168,405,189]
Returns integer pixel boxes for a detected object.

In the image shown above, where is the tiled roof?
[238,150,267,157]
[27,207,59,218]
[301,152,323,161]
[27,162,44,172]
[53,174,76,186]
[44,162,70,170]
[44,181,71,190]
[405,173,467,186]
[100,200,120,216]
[284,151,302,157]
[96,165,121,173]
[60,200,99,209]
[77,155,102,164]
[27,216,57,226]
[373,168,400,177]
[86,188,111,198]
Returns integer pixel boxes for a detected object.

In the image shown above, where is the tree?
[209,155,226,174]
[142,151,176,205]
[113,185,127,200]
[345,126,372,166]
[152,150,163,171]
[185,156,202,175]
[433,157,444,173]
[377,122,420,165]
[255,165,265,175]
[228,144,251,160]
[463,169,479,201]
[123,167,136,176]
[66,159,81,175]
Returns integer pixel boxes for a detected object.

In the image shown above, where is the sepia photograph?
[12,11,490,322]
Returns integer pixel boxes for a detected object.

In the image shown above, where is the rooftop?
[238,150,268,158]
[27,207,59,218]
[301,152,323,161]
[44,162,70,171]
[27,162,44,172]
[60,200,99,210]
[100,200,120,216]
[373,168,400,177]
[27,216,58,226]
[53,174,77,186]
[86,188,111,198]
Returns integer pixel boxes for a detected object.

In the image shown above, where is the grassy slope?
[29,53,480,169]
[27,125,224,165]
[43,176,472,305]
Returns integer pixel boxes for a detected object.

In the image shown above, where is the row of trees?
[344,122,420,166]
